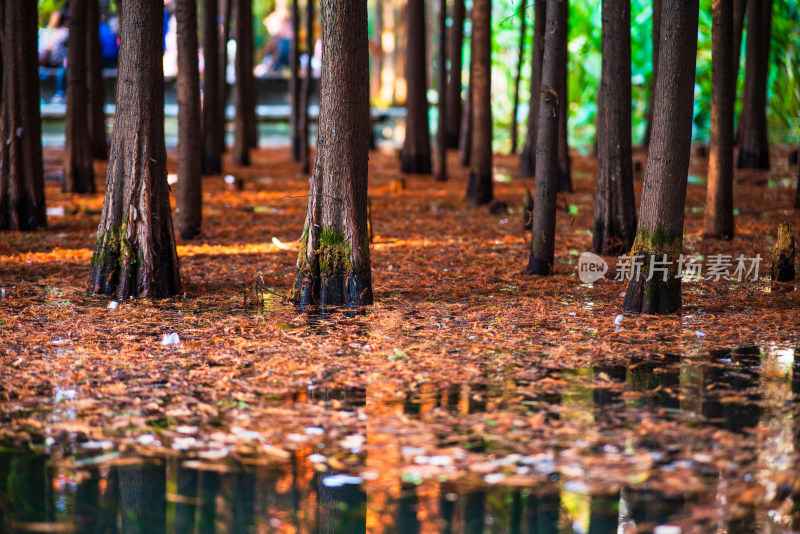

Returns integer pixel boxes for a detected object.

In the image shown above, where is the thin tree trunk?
[465,0,492,205]
[218,0,232,155]
[203,0,223,174]
[87,0,108,160]
[732,0,746,84]
[233,0,253,165]
[624,0,699,315]
[556,0,571,192]
[290,0,301,161]
[445,0,465,148]
[796,161,800,209]
[643,0,661,148]
[0,0,46,230]
[519,0,545,177]
[64,0,95,193]
[458,46,473,167]
[593,0,636,256]
[737,0,771,169]
[704,0,734,239]
[400,0,432,174]
[293,0,373,308]
[510,3,526,155]
[528,0,562,275]
[88,0,181,298]
[176,0,203,240]
[434,0,447,181]
[300,0,315,174]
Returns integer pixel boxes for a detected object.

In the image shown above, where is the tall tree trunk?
[457,45,473,167]
[509,3,526,155]
[400,0,432,174]
[218,0,233,155]
[371,0,383,100]
[300,0,315,174]
[88,0,181,299]
[704,0,735,239]
[444,0,464,148]
[118,462,167,534]
[593,0,636,256]
[556,0,571,192]
[290,0,301,161]
[175,0,203,240]
[0,0,46,230]
[732,0,746,85]
[736,0,771,169]
[796,161,800,209]
[528,0,563,275]
[643,0,661,148]
[434,0,447,181]
[519,0,545,177]
[203,0,223,174]
[87,0,108,160]
[624,0,699,315]
[233,0,253,165]
[292,0,373,308]
[466,0,492,205]
[64,0,96,193]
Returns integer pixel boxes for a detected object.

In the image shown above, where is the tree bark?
[0,0,46,231]
[732,0,746,85]
[203,0,223,174]
[556,0,571,192]
[519,0,545,177]
[796,160,800,209]
[510,3,526,155]
[445,0,465,149]
[64,0,96,194]
[400,0,432,174]
[88,0,181,299]
[176,0,203,240]
[218,0,232,155]
[290,0,301,161]
[528,0,563,275]
[300,0,315,174]
[624,0,699,315]
[87,0,108,161]
[233,0,254,165]
[458,44,473,167]
[434,0,447,182]
[466,0,492,205]
[593,0,636,256]
[704,0,735,239]
[293,0,373,308]
[736,0,771,169]
[643,0,661,148]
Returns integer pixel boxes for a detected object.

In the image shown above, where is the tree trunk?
[643,0,661,148]
[465,0,492,205]
[528,0,563,275]
[704,0,735,239]
[293,0,373,308]
[88,0,181,299]
[118,462,167,534]
[732,0,746,85]
[233,0,254,165]
[796,161,800,209]
[624,0,699,315]
[736,0,771,169]
[290,0,301,161]
[556,0,571,192]
[203,0,223,174]
[174,464,198,533]
[519,0,545,177]
[64,0,96,194]
[434,0,447,182]
[457,45,473,167]
[87,0,108,161]
[445,0,465,149]
[176,0,203,240]
[593,0,636,256]
[300,0,315,174]
[400,0,432,174]
[218,0,232,155]
[371,0,383,100]
[0,0,46,230]
[509,3,526,155]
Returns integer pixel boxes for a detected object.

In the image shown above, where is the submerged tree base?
[623,228,683,314]
[624,275,681,314]
[293,271,373,308]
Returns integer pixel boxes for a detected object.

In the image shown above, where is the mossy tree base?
[624,274,681,314]
[293,271,373,308]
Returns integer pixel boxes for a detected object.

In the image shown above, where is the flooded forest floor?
[0,144,799,532]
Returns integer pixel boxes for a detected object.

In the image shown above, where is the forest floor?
[1,144,799,531]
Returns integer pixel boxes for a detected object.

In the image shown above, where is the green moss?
[91,221,135,268]
[630,225,683,277]
[317,227,353,275]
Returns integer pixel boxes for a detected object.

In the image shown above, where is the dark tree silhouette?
[0,0,46,231]
[300,0,315,174]
[88,0,181,298]
[737,0,772,169]
[528,0,563,275]
[510,3,526,154]
[64,0,95,193]
[293,0,373,308]
[87,0,108,160]
[593,0,636,256]
[704,0,735,239]
[175,464,198,532]
[203,0,223,174]
[176,0,203,239]
[519,0,545,177]
[556,0,571,192]
[465,0,492,205]
[218,0,233,155]
[290,0,301,161]
[233,0,255,165]
[401,0,432,174]
[435,0,447,182]
[118,462,167,534]
[643,0,661,148]
[445,0,465,148]
[624,0,699,315]
[458,50,473,167]
[732,0,746,84]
